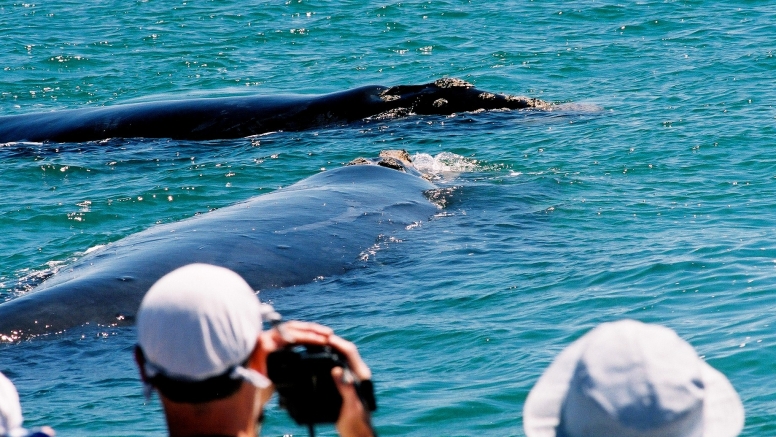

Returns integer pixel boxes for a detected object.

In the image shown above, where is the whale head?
[347,149,431,180]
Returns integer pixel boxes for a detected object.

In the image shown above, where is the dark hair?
[150,370,244,404]
[138,346,246,404]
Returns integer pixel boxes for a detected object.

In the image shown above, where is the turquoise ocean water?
[1,1,775,435]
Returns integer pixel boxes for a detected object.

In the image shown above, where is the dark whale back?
[0,79,551,143]
[0,163,438,340]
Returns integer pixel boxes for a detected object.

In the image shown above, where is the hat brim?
[522,330,744,437]
[523,331,590,437]
[700,362,744,437]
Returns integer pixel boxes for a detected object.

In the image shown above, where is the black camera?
[267,344,349,425]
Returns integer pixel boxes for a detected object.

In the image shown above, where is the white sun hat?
[137,263,270,389]
[523,319,744,437]
[0,371,23,437]
[0,372,54,437]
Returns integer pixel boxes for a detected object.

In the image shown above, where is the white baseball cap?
[137,263,270,389]
[523,319,744,437]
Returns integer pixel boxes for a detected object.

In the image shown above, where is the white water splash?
[4,245,107,297]
[83,244,106,255]
[553,102,604,112]
[7,260,67,296]
[358,235,404,261]
[411,152,480,175]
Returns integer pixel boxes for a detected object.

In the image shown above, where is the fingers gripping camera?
[267,344,377,425]
[259,303,376,431]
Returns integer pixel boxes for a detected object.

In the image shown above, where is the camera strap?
[356,379,377,412]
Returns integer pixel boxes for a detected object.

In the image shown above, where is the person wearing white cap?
[523,319,744,437]
[134,263,374,437]
[0,372,55,437]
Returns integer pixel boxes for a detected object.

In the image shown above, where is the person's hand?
[329,335,375,437]
[252,321,333,376]
[29,426,56,437]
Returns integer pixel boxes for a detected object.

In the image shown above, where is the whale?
[0,151,440,341]
[0,78,551,143]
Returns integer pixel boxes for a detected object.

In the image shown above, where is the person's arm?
[329,335,376,437]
